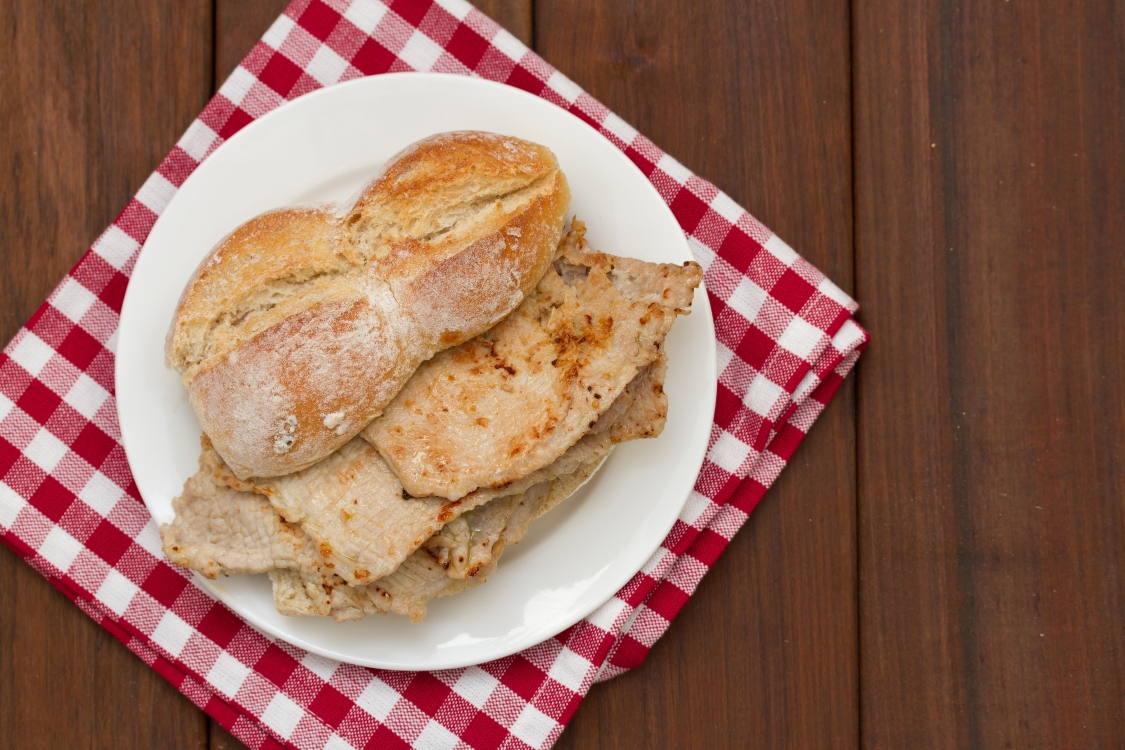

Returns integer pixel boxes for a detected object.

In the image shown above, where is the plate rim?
[117,71,717,670]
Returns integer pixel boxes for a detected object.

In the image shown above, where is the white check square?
[399,30,443,72]
[207,652,252,699]
[818,276,854,307]
[135,172,177,215]
[764,234,799,266]
[709,431,750,474]
[414,720,460,750]
[490,28,527,62]
[132,522,164,557]
[92,225,140,271]
[656,154,692,185]
[96,569,139,616]
[344,0,388,34]
[454,666,500,709]
[218,66,257,108]
[51,278,97,324]
[727,277,769,324]
[548,647,593,692]
[710,191,744,223]
[78,471,123,517]
[25,429,69,474]
[744,373,786,418]
[65,373,110,420]
[39,526,82,572]
[777,316,823,360]
[587,596,626,632]
[261,692,303,739]
[151,611,194,658]
[177,120,218,162]
[547,70,583,104]
[301,650,339,681]
[323,735,356,750]
[602,113,638,145]
[9,332,54,378]
[510,704,556,748]
[306,45,350,86]
[355,676,400,721]
[0,482,27,529]
[261,12,296,49]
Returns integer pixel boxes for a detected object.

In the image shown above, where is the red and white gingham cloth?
[0,1,868,747]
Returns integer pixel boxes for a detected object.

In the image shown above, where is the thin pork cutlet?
[364,220,701,501]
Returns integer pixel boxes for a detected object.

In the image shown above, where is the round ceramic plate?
[116,73,716,670]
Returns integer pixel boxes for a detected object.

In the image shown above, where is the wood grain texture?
[853,0,1125,747]
[0,1,213,749]
[535,1,858,747]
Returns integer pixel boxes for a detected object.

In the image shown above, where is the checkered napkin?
[0,1,868,748]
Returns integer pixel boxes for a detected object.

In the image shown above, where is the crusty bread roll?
[166,132,570,480]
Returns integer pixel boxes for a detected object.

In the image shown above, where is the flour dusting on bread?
[168,133,570,478]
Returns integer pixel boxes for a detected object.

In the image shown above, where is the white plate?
[117,73,716,671]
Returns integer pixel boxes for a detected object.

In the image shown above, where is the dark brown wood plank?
[854,0,1125,747]
[0,1,213,749]
[536,1,858,747]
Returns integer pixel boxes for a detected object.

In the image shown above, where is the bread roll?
[166,132,570,479]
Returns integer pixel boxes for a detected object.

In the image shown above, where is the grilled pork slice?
[161,451,603,623]
[160,429,614,582]
[161,447,330,584]
[160,350,657,621]
[257,352,663,620]
[277,457,604,623]
[208,430,614,586]
[364,220,701,501]
[159,353,656,622]
[270,570,367,620]
[211,437,472,587]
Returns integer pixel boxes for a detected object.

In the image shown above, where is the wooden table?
[2,1,1122,747]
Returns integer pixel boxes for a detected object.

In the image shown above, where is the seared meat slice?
[589,354,669,443]
[189,224,693,585]
[160,446,331,584]
[364,221,700,501]
[213,438,467,586]
[210,430,615,586]
[270,569,332,617]
[166,426,615,594]
[282,457,604,623]
[422,493,522,580]
[270,570,368,621]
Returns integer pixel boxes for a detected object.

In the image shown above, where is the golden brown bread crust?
[165,206,350,382]
[167,132,570,479]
